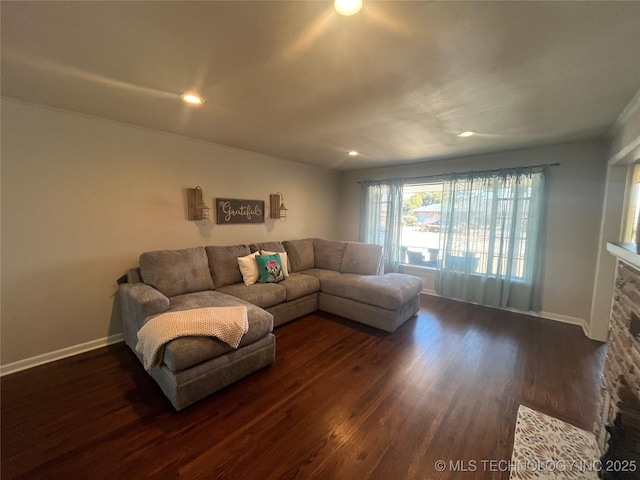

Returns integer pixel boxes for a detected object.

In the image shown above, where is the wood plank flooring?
[1,296,606,479]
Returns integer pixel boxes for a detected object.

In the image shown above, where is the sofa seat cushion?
[320,273,423,310]
[216,283,286,309]
[140,247,214,297]
[298,268,341,283]
[162,291,273,372]
[279,273,320,301]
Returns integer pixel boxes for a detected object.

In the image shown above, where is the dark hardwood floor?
[1,295,606,479]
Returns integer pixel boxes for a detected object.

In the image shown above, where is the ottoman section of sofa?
[319,273,423,332]
[319,293,421,333]
[320,273,423,310]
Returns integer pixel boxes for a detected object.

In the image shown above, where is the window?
[457,178,534,279]
[401,182,444,268]
[361,178,404,272]
[625,164,640,243]
[363,166,547,311]
[401,172,543,280]
[435,168,546,311]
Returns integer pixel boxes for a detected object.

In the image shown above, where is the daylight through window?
[401,173,542,280]
[401,182,444,268]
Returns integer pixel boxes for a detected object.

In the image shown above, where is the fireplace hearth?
[599,381,640,479]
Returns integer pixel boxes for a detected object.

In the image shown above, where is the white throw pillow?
[261,250,290,277]
[237,251,260,285]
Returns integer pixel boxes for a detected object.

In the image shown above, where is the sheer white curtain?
[360,178,404,273]
[435,166,547,312]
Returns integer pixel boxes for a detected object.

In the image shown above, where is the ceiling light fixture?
[181,93,205,105]
[334,0,363,16]
[348,150,359,156]
[457,131,476,138]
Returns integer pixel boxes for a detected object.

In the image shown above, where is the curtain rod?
[358,162,560,184]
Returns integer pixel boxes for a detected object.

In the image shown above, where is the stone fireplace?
[594,243,640,472]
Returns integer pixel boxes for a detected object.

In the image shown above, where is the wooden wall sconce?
[270,192,288,222]
[187,186,210,222]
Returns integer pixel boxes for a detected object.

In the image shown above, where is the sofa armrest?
[118,283,170,332]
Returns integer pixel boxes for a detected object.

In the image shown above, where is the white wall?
[339,140,608,328]
[0,98,341,366]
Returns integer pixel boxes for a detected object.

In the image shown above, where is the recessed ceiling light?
[348,150,359,156]
[181,93,205,105]
[334,0,363,16]
[457,131,476,137]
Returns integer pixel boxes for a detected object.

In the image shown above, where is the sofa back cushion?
[340,242,383,275]
[205,245,251,288]
[140,247,214,297]
[248,241,285,253]
[282,238,315,272]
[313,238,347,271]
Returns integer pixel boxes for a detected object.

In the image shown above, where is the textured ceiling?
[2,1,639,170]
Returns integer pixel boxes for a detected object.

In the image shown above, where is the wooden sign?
[216,198,264,224]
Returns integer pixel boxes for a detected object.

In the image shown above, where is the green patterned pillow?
[256,254,285,283]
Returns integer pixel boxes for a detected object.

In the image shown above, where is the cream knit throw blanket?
[136,306,249,370]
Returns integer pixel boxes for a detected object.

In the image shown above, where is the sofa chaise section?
[319,273,423,332]
[119,247,276,410]
[282,238,423,332]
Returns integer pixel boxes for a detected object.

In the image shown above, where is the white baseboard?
[419,290,590,337]
[538,311,591,337]
[0,333,124,377]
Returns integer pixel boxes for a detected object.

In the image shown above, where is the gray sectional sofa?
[119,238,423,410]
